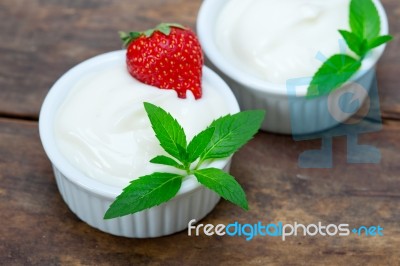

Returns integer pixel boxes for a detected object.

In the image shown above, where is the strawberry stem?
[119,23,186,47]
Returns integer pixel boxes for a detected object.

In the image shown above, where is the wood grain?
[0,0,202,119]
[1,0,400,265]
[1,118,400,265]
[0,0,399,119]
[376,0,400,120]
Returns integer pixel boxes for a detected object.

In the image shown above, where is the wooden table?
[1,0,399,265]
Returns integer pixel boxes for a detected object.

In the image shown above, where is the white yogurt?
[215,0,350,84]
[55,64,230,188]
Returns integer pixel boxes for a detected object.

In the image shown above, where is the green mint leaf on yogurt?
[143,102,187,163]
[104,172,183,219]
[338,30,366,57]
[367,35,393,50]
[349,0,380,41]
[186,126,215,163]
[104,103,265,219]
[307,0,392,97]
[150,155,186,170]
[307,54,361,98]
[200,110,265,161]
[194,168,249,211]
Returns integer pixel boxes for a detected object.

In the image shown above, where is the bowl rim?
[197,0,390,97]
[39,50,240,199]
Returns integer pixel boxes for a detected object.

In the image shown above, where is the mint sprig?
[307,0,392,98]
[104,102,265,219]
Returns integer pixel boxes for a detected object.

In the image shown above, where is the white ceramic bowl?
[39,50,240,238]
[197,0,389,134]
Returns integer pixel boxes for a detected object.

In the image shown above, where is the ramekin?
[39,50,240,238]
[197,0,389,134]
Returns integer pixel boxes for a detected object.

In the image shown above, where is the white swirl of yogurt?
[55,64,230,188]
[215,0,350,84]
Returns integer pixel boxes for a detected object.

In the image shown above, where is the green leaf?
[104,173,183,219]
[305,0,393,98]
[143,102,187,163]
[350,0,380,40]
[143,23,187,37]
[194,168,248,210]
[119,31,142,47]
[155,24,171,36]
[339,30,365,57]
[150,155,185,170]
[119,23,186,47]
[307,54,362,98]
[200,111,265,160]
[177,144,189,165]
[368,35,393,50]
[186,127,215,163]
[103,104,268,219]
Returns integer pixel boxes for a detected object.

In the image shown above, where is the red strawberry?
[120,23,204,99]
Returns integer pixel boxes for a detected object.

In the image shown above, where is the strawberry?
[120,23,204,99]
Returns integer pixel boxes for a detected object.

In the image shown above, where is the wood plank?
[0,0,399,119]
[377,0,400,120]
[1,118,399,265]
[0,0,202,119]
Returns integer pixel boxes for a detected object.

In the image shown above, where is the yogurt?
[55,64,230,188]
[215,0,350,84]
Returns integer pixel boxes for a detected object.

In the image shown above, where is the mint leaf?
[368,35,393,50]
[350,0,380,40]
[186,127,215,163]
[194,168,248,210]
[177,144,188,165]
[306,0,392,97]
[307,54,361,98]
[143,102,187,163]
[150,155,185,170]
[200,110,265,161]
[104,104,268,219]
[104,173,183,219]
[339,30,366,57]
